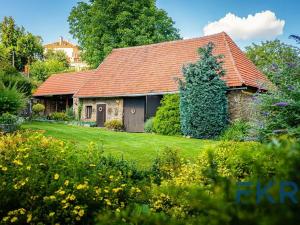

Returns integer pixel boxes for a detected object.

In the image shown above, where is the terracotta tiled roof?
[34,32,268,98]
[44,40,78,49]
[74,32,268,97]
[33,71,95,96]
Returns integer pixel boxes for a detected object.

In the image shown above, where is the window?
[85,106,92,119]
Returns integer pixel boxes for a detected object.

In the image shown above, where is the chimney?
[59,36,63,45]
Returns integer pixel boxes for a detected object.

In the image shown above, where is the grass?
[22,121,218,168]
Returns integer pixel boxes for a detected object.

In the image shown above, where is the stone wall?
[73,97,123,122]
[227,89,257,122]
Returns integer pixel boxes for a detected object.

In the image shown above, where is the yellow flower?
[109,175,114,180]
[64,180,69,186]
[54,173,60,180]
[27,214,32,223]
[57,189,65,195]
[112,187,122,193]
[76,183,88,190]
[2,166,7,171]
[2,217,9,222]
[13,159,23,166]
[69,194,76,201]
[76,216,81,221]
[89,164,96,167]
[49,195,56,200]
[104,199,111,206]
[26,165,31,170]
[10,217,18,223]
[49,212,55,217]
[78,209,84,217]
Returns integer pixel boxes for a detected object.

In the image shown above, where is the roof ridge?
[222,32,245,85]
[112,32,225,52]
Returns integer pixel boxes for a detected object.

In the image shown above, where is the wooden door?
[123,97,145,132]
[96,104,106,127]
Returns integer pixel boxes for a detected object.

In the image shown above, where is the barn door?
[96,104,106,127]
[124,97,145,132]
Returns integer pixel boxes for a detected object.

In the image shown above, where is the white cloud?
[203,10,285,40]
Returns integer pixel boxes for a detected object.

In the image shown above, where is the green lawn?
[22,121,218,168]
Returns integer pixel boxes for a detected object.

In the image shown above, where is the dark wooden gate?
[96,104,106,127]
[123,97,145,132]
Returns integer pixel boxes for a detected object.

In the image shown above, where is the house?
[44,37,88,70]
[33,32,268,132]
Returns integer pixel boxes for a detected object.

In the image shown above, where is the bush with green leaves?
[257,64,300,140]
[0,72,34,96]
[32,103,45,115]
[66,107,75,120]
[1,129,300,224]
[49,112,69,121]
[144,118,154,133]
[153,94,181,135]
[0,131,146,224]
[0,112,21,133]
[180,42,228,138]
[220,119,250,141]
[29,59,68,81]
[104,119,124,131]
[0,83,25,115]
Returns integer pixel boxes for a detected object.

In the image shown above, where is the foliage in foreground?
[153,94,181,135]
[0,83,25,115]
[180,42,228,138]
[1,131,300,224]
[220,119,250,141]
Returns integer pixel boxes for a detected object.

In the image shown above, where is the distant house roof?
[44,37,78,49]
[34,32,268,98]
[33,71,95,97]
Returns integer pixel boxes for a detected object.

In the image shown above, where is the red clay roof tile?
[34,32,269,98]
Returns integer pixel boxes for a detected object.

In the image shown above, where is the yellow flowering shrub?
[0,131,146,224]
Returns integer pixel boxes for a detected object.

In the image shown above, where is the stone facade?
[73,97,123,123]
[71,90,255,127]
[227,89,257,122]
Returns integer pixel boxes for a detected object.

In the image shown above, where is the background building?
[44,36,88,70]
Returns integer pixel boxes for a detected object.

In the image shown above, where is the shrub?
[29,59,67,81]
[0,131,146,224]
[180,43,228,138]
[0,72,34,97]
[153,94,181,135]
[32,103,45,115]
[49,112,68,121]
[144,118,154,133]
[66,107,75,120]
[220,120,250,141]
[0,112,22,133]
[104,119,124,131]
[0,83,25,115]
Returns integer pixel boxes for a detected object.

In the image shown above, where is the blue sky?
[0,0,299,48]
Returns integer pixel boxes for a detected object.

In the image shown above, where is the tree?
[30,59,67,81]
[245,40,300,84]
[0,16,43,70]
[45,49,69,67]
[16,33,43,65]
[290,35,300,44]
[68,0,181,67]
[180,43,228,138]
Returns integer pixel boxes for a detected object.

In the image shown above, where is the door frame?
[96,103,107,127]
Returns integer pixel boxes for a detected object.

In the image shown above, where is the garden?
[1,4,300,225]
